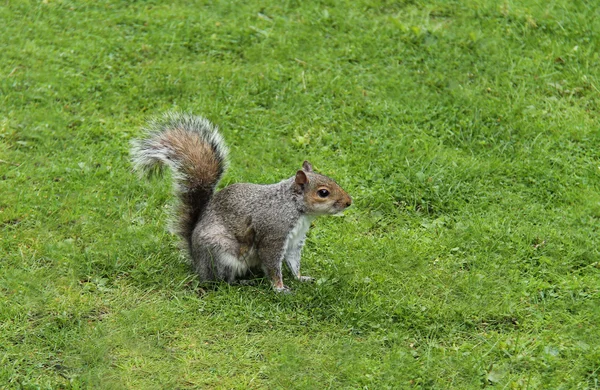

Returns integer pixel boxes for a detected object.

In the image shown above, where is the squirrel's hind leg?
[190,237,249,284]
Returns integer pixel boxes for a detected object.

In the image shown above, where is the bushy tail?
[131,112,228,246]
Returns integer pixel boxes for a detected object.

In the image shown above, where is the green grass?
[1,0,599,388]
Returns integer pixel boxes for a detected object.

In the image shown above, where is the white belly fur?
[218,251,250,277]
[285,215,314,254]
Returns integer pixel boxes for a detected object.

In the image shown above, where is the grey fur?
[191,179,306,285]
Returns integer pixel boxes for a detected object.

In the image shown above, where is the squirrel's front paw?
[298,275,315,283]
[274,285,292,294]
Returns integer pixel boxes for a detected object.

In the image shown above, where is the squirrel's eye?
[317,189,330,198]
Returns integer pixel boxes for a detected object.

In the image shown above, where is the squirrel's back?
[203,179,302,233]
[131,113,228,246]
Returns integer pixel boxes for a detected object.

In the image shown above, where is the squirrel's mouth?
[331,202,351,216]
[337,200,352,210]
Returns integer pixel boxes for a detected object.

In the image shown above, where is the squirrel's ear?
[302,161,314,172]
[295,170,309,186]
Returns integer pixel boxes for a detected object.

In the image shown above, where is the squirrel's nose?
[345,197,352,207]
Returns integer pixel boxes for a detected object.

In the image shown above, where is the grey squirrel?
[131,113,352,292]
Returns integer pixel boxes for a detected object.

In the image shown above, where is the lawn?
[1,0,599,388]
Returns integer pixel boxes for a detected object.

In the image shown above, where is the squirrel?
[131,113,352,292]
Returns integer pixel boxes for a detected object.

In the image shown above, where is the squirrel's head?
[294,161,352,216]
